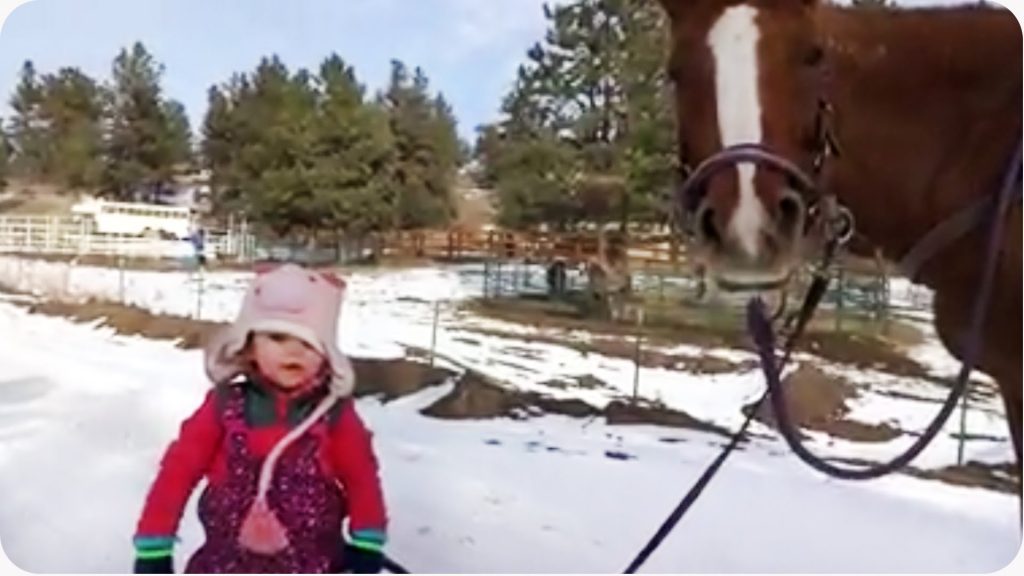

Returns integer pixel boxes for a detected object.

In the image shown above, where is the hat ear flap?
[326,350,356,398]
[204,325,249,385]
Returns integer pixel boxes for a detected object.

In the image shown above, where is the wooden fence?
[377,228,690,270]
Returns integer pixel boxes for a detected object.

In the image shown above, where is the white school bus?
[71,199,194,239]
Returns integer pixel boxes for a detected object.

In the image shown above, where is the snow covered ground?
[0,257,1020,573]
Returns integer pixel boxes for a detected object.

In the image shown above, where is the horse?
[585,227,632,321]
[654,0,1022,469]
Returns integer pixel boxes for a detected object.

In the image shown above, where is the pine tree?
[480,0,676,230]
[241,56,320,237]
[104,42,193,200]
[200,85,237,210]
[8,60,48,181]
[199,55,461,239]
[310,54,395,237]
[0,125,11,188]
[161,99,193,171]
[39,67,106,190]
[381,60,460,229]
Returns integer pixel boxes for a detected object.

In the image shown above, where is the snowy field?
[0,256,1019,573]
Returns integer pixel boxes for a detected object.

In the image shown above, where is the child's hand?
[342,544,384,574]
[133,555,173,574]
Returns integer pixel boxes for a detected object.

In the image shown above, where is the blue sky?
[0,0,1004,145]
[0,0,554,142]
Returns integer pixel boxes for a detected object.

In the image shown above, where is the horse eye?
[804,45,824,67]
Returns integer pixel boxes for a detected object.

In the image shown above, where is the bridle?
[672,94,851,245]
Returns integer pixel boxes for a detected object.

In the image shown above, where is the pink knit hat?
[203,263,357,555]
[204,262,355,397]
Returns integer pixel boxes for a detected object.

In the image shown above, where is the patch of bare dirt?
[799,331,932,378]
[27,298,224,349]
[742,364,902,443]
[604,400,736,438]
[351,358,456,401]
[909,461,1021,495]
[875,320,927,349]
[827,456,1020,495]
[421,369,737,440]
[876,387,1001,413]
[420,370,525,420]
[538,375,608,391]
[690,354,758,375]
[422,370,602,421]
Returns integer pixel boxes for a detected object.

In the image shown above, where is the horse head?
[658,0,840,291]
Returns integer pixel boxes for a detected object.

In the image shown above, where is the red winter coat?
[135,378,388,540]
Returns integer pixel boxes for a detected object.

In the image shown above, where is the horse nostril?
[777,193,804,236]
[698,206,721,246]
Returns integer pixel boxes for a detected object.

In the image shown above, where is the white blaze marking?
[708,5,766,258]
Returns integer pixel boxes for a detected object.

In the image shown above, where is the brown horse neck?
[816,5,1021,278]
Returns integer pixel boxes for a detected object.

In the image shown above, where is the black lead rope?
[622,403,756,573]
[622,264,836,574]
[382,555,410,574]
[748,141,1021,481]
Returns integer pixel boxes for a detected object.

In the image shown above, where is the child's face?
[250,332,326,390]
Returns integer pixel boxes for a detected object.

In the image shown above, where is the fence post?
[238,220,249,263]
[878,273,891,335]
[483,259,491,300]
[429,299,441,367]
[118,255,126,304]
[834,268,845,332]
[80,219,90,255]
[632,308,644,403]
[195,266,204,320]
[957,383,971,466]
[63,260,72,300]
